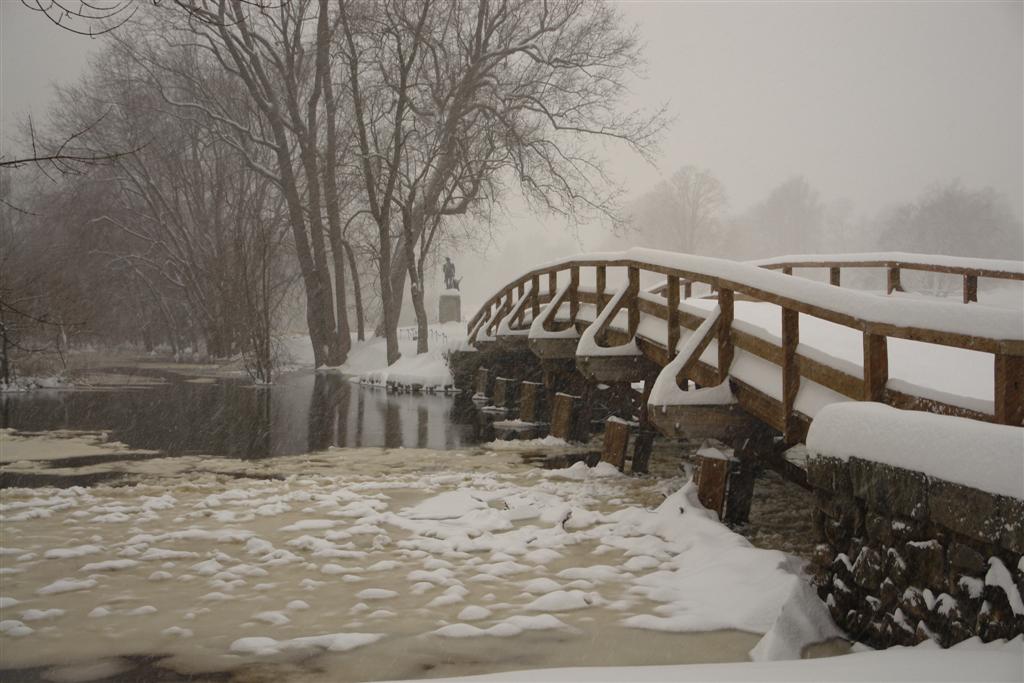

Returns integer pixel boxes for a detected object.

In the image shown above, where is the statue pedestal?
[439,291,461,324]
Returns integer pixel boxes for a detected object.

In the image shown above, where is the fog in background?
[3,0,1021,314]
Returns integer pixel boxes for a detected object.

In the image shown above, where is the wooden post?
[863,333,888,402]
[994,353,1024,426]
[601,418,630,470]
[569,266,580,321]
[631,371,657,474]
[963,274,978,304]
[550,392,578,440]
[683,281,692,300]
[531,274,540,317]
[475,367,490,398]
[493,377,517,410]
[667,275,680,357]
[627,266,640,336]
[781,308,800,443]
[695,450,732,518]
[782,266,793,276]
[519,381,543,423]
[596,265,607,310]
[829,267,841,287]
[886,266,902,294]
[516,282,524,300]
[717,288,734,382]
[548,271,557,297]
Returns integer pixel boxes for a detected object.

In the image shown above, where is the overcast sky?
[2,1,1021,301]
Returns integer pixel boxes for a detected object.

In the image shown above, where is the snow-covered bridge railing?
[466,248,1024,438]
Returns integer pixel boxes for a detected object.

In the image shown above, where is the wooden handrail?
[468,254,1023,353]
[467,250,1024,427]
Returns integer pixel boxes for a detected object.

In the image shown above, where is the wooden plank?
[628,266,640,336]
[885,388,992,423]
[596,265,607,310]
[782,266,793,276]
[731,378,784,432]
[731,329,783,365]
[830,267,841,287]
[781,307,800,443]
[717,288,734,382]
[994,353,1024,426]
[601,419,630,469]
[684,281,692,299]
[799,355,863,400]
[667,275,680,357]
[863,333,888,402]
[963,274,978,304]
[637,297,669,320]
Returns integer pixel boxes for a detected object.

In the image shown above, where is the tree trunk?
[344,241,365,342]
[330,238,352,364]
[408,261,429,354]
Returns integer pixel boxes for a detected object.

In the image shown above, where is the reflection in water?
[0,371,478,457]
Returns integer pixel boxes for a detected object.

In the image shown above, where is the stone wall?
[807,455,1023,648]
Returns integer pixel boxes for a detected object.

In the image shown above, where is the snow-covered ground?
[0,375,72,393]
[281,322,468,391]
[1,432,1021,681]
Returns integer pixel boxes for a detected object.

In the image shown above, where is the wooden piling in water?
[600,418,630,470]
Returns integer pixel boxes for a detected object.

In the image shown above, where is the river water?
[0,367,845,682]
[1,369,481,458]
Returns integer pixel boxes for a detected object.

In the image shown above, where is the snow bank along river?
[0,431,853,682]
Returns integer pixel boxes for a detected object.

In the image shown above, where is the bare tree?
[338,0,666,362]
[132,0,358,368]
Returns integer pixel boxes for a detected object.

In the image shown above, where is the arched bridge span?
[466,249,1024,443]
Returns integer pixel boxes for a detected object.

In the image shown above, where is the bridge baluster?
[667,275,680,357]
[684,281,692,300]
[548,271,557,298]
[863,333,888,402]
[596,265,606,309]
[570,266,580,321]
[830,267,841,287]
[994,353,1024,426]
[782,308,801,442]
[717,288,734,382]
[887,266,903,294]
[963,274,978,304]
[627,266,640,336]
[531,275,540,317]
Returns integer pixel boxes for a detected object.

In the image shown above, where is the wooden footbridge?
[463,249,1023,514]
